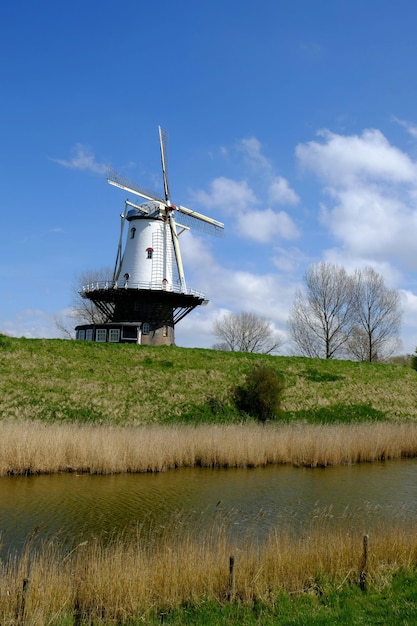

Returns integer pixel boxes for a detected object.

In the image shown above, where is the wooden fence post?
[227,555,235,601]
[359,533,369,592]
[73,596,82,626]
[16,577,29,625]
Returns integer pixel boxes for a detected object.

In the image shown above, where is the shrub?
[411,349,417,372]
[233,365,285,422]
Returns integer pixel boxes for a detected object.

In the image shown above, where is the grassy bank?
[2,519,417,625]
[0,334,416,426]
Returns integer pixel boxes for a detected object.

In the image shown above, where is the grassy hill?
[0,334,416,426]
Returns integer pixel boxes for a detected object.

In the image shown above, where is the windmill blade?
[168,212,187,292]
[174,221,190,236]
[177,205,224,228]
[112,203,128,282]
[125,199,149,214]
[159,126,170,203]
[176,205,224,237]
[107,168,165,204]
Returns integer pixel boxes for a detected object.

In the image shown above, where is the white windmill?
[75,127,224,346]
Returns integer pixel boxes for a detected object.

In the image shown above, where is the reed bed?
[2,420,417,476]
[2,517,417,625]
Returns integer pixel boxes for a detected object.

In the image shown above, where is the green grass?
[292,402,387,424]
[43,570,417,624]
[0,334,416,426]
[149,577,417,625]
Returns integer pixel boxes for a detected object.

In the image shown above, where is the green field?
[22,573,417,625]
[0,334,416,426]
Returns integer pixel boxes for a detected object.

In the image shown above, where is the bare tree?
[213,312,284,354]
[347,267,402,362]
[288,262,354,359]
[55,268,113,338]
[71,268,113,324]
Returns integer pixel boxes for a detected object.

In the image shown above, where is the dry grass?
[1,516,417,625]
[2,420,417,476]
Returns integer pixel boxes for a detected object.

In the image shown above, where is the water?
[1,459,417,555]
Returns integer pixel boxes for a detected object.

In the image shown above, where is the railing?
[82,280,205,299]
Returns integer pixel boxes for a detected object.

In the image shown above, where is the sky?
[2,0,417,355]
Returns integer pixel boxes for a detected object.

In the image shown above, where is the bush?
[412,349,417,372]
[233,365,285,422]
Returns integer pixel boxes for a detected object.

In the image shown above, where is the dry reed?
[1,517,417,625]
[2,420,417,476]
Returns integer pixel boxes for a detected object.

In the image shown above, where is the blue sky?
[2,0,417,354]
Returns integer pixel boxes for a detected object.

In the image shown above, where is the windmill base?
[75,322,175,346]
[75,286,207,347]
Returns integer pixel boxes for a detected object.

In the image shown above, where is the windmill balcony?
[82,280,205,299]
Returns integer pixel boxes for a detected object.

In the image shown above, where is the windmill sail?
[176,205,224,236]
[159,126,171,203]
[107,168,164,204]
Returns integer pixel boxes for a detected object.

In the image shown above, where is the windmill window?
[146,247,153,259]
[142,322,150,335]
[76,330,86,340]
[86,329,93,341]
[109,329,120,343]
[122,325,138,339]
[95,329,107,342]
[130,227,136,239]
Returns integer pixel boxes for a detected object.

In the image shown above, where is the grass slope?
[0,334,416,425]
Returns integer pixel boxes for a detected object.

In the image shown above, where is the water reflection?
[2,459,417,556]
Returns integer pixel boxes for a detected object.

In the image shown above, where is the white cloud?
[191,174,298,243]
[53,143,108,174]
[268,176,299,205]
[399,289,417,353]
[393,116,417,140]
[181,234,295,326]
[192,176,257,212]
[191,136,300,244]
[238,208,299,242]
[297,128,417,186]
[175,304,222,349]
[239,138,299,206]
[239,137,272,171]
[320,187,414,255]
[296,128,417,270]
[172,228,295,351]
[181,232,216,278]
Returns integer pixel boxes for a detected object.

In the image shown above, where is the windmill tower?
[75,127,224,346]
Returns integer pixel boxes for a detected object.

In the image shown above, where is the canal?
[2,458,417,555]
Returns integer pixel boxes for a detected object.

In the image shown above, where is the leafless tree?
[213,312,285,354]
[288,262,403,361]
[347,267,402,362]
[55,268,112,338]
[288,262,354,359]
[211,342,231,352]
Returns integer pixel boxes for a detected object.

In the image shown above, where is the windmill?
[75,127,224,346]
